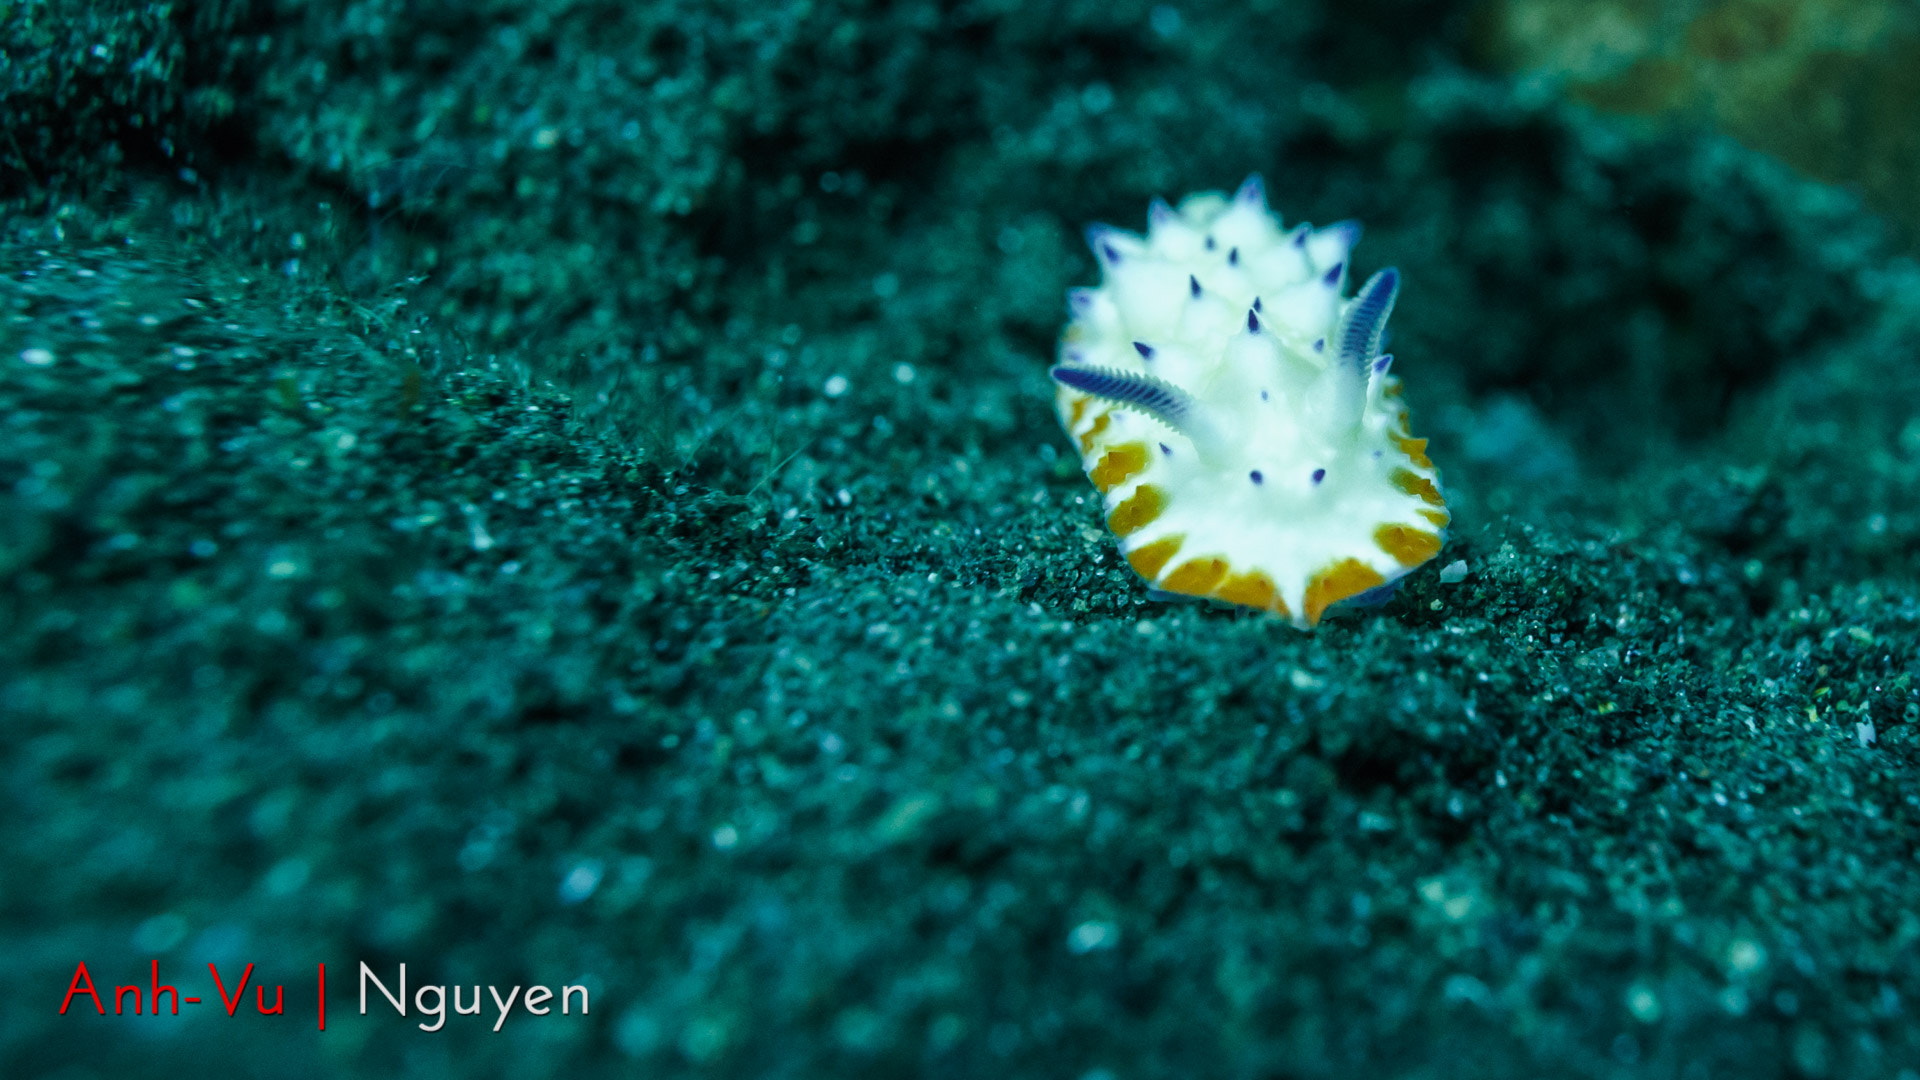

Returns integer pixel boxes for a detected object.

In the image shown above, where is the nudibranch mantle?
[1052,176,1449,628]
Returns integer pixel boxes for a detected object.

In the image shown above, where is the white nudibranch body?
[1052,176,1449,628]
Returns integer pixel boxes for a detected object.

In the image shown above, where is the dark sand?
[6,3,1920,1077]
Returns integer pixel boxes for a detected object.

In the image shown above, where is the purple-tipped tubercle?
[1086,224,1127,265]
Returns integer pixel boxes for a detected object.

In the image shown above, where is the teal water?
[5,3,1920,1077]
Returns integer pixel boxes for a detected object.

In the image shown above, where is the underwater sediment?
[6,2,1920,1077]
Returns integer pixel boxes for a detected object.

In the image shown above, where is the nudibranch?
[1052,176,1449,628]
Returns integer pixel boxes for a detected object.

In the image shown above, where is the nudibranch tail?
[1052,182,1449,629]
